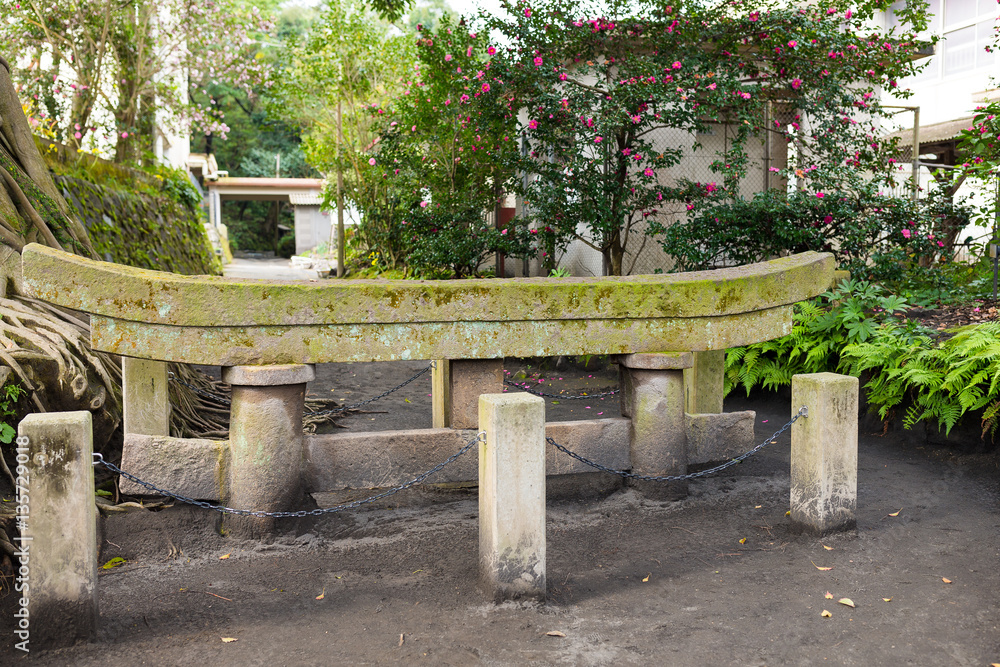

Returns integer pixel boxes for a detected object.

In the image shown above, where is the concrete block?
[305,428,481,491]
[619,365,687,499]
[479,393,546,601]
[686,410,756,465]
[19,411,98,648]
[123,357,170,436]
[222,363,315,386]
[790,373,858,535]
[684,349,725,414]
[449,359,504,429]
[544,418,631,475]
[304,418,631,493]
[118,433,229,500]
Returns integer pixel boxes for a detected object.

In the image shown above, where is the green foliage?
[659,179,972,281]
[842,322,1000,438]
[725,279,923,396]
[0,382,25,444]
[478,0,933,274]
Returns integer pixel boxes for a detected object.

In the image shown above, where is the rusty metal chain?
[547,406,808,482]
[503,379,619,400]
[93,430,483,518]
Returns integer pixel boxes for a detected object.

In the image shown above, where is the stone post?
[479,392,546,602]
[434,359,504,429]
[790,373,858,535]
[431,359,451,428]
[19,411,98,649]
[684,350,725,415]
[619,352,691,500]
[122,357,170,436]
[222,364,314,538]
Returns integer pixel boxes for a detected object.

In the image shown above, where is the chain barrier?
[93,430,484,518]
[167,363,433,415]
[503,378,619,400]
[547,406,808,482]
[306,363,433,416]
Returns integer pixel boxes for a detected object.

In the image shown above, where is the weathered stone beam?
[686,410,756,466]
[23,243,834,327]
[89,307,793,365]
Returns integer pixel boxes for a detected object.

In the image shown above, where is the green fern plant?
[725,279,920,396]
[842,321,1000,437]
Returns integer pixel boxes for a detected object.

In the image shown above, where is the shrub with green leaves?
[842,322,1000,438]
[725,279,921,396]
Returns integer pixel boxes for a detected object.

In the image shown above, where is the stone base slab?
[118,434,229,499]
[686,410,756,465]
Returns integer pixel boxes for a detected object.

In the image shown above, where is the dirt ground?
[3,359,1000,666]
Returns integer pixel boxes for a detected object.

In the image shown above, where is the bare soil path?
[2,360,999,666]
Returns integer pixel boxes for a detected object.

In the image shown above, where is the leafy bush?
[725,279,923,395]
[842,322,1000,438]
[661,183,969,282]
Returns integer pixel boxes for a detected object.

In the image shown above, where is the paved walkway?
[222,257,324,281]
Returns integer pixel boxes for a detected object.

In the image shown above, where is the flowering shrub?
[657,180,971,281]
[473,0,933,274]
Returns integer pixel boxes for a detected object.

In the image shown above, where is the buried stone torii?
[21,244,834,541]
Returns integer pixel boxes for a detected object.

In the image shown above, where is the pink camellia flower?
[369,157,376,166]
[528,119,538,129]
[482,82,491,92]
[445,54,453,61]
[74,131,82,139]
[524,8,531,17]
[501,228,508,235]
[902,229,911,239]
[559,72,567,81]
[533,56,543,67]
[594,136,603,143]
[488,46,496,55]
[707,82,716,90]
[420,201,429,208]
[411,125,417,131]
[788,40,797,48]
[791,78,803,89]
[823,215,833,224]
[815,192,824,198]
[121,132,128,138]
[467,46,473,57]
[643,167,654,177]
[672,61,682,69]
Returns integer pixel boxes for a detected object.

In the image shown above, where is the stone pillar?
[434,359,504,430]
[619,352,692,500]
[790,373,858,535]
[684,349,725,415]
[123,357,170,436]
[432,359,451,428]
[479,393,546,602]
[222,364,314,538]
[19,411,98,649]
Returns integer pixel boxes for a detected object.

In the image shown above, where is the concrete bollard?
[222,364,314,538]
[19,411,98,649]
[478,392,546,602]
[122,357,170,436]
[619,352,691,500]
[683,349,725,415]
[790,373,859,535]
